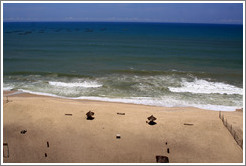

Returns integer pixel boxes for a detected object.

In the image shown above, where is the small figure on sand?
[86,111,95,120]
[146,115,157,125]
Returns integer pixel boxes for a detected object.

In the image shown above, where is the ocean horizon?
[3,22,243,111]
[3,20,244,24]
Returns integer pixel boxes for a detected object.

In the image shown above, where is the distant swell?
[4,71,91,78]
[168,78,243,95]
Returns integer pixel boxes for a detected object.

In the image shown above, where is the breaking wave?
[168,78,243,95]
[3,73,243,112]
[48,81,102,88]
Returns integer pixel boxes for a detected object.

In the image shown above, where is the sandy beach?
[2,91,243,163]
[3,3,244,163]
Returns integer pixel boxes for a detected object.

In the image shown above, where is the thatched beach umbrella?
[86,111,95,120]
[147,115,157,122]
[147,115,157,125]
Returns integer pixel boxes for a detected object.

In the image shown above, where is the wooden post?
[241,140,243,149]
[222,114,224,123]
[219,111,221,119]
[6,96,9,103]
[3,143,9,158]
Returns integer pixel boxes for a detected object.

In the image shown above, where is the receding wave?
[7,89,240,111]
[3,73,243,111]
[49,81,102,88]
[3,86,14,91]
[168,78,243,95]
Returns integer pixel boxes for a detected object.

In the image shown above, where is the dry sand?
[2,91,243,163]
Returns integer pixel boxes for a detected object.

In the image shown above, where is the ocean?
[3,22,243,111]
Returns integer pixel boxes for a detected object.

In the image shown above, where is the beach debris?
[167,148,170,153]
[117,112,125,115]
[20,130,27,134]
[86,111,95,120]
[65,114,72,116]
[147,115,157,125]
[4,96,13,103]
[156,155,169,163]
[236,108,243,112]
[165,142,168,145]
[116,134,121,139]
[3,143,9,158]
[47,141,49,148]
[184,123,193,126]
[45,153,47,157]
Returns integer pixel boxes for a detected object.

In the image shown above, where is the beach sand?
[2,91,243,163]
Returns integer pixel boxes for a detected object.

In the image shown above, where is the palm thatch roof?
[86,111,94,117]
[147,115,157,121]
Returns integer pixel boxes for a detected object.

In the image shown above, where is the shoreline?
[3,90,203,114]
[3,90,243,163]
[3,90,241,112]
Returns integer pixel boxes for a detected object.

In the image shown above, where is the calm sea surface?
[3,22,243,111]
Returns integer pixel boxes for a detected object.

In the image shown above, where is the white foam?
[12,89,240,111]
[74,96,239,111]
[18,89,64,98]
[48,81,102,88]
[5,91,26,96]
[3,86,14,91]
[168,78,243,95]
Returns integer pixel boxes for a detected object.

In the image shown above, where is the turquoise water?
[3,22,243,111]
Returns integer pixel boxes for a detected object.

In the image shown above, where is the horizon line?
[2,21,243,25]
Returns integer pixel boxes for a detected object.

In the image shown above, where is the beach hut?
[156,156,169,163]
[86,111,95,120]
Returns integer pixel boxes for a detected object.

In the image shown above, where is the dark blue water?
[3,22,243,111]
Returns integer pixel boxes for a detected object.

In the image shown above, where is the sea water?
[3,22,243,111]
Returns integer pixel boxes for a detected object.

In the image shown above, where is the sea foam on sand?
[10,89,240,111]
